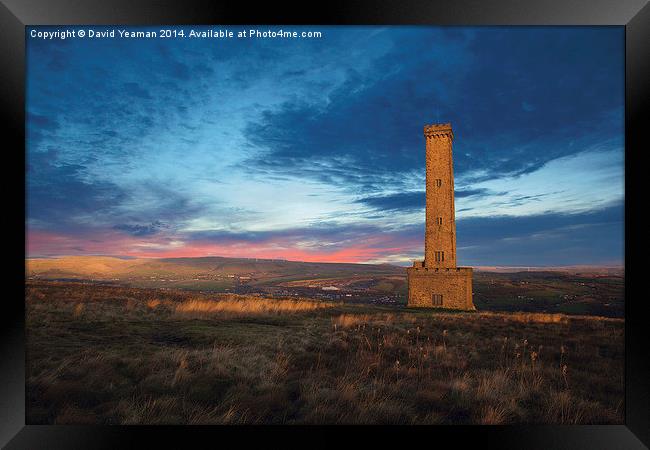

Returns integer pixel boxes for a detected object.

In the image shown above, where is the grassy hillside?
[26,256,404,281]
[26,281,623,425]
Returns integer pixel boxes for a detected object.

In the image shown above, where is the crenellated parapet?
[424,123,454,140]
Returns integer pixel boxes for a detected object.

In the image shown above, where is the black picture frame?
[2,0,647,448]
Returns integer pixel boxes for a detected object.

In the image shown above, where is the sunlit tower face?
[407,122,474,310]
[424,123,457,269]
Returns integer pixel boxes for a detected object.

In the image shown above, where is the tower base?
[406,263,475,310]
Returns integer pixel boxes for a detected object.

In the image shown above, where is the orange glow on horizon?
[26,230,421,264]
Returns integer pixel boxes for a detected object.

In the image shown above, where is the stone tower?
[407,123,474,310]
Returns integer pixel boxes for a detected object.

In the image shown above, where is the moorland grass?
[26,281,624,424]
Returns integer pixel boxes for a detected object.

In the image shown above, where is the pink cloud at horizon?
[26,229,423,264]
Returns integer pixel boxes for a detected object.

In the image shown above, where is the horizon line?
[24,254,625,269]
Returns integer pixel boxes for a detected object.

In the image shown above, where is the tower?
[407,123,474,310]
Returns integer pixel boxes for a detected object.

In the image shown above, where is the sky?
[26,26,625,266]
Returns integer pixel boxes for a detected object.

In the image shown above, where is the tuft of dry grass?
[331,313,396,330]
[479,405,509,425]
[449,373,472,394]
[174,295,335,318]
[146,299,162,309]
[72,303,84,318]
[331,314,371,329]
[479,311,569,324]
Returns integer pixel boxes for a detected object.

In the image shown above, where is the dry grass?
[175,296,335,318]
[72,303,84,318]
[479,311,569,324]
[331,313,372,329]
[26,281,624,425]
[331,313,399,329]
[146,299,162,309]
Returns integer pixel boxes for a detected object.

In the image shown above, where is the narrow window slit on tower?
[432,294,443,306]
[435,179,442,187]
[436,217,443,225]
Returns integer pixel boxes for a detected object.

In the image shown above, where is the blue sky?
[26,26,624,266]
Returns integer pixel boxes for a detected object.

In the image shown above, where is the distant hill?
[26,256,624,317]
[475,265,624,276]
[26,256,624,281]
[26,255,404,282]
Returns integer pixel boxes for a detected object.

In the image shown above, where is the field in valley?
[26,280,624,425]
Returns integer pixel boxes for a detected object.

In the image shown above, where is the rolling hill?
[26,255,404,282]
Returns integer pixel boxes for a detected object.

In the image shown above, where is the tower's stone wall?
[407,266,474,310]
[407,123,475,310]
[424,124,456,269]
